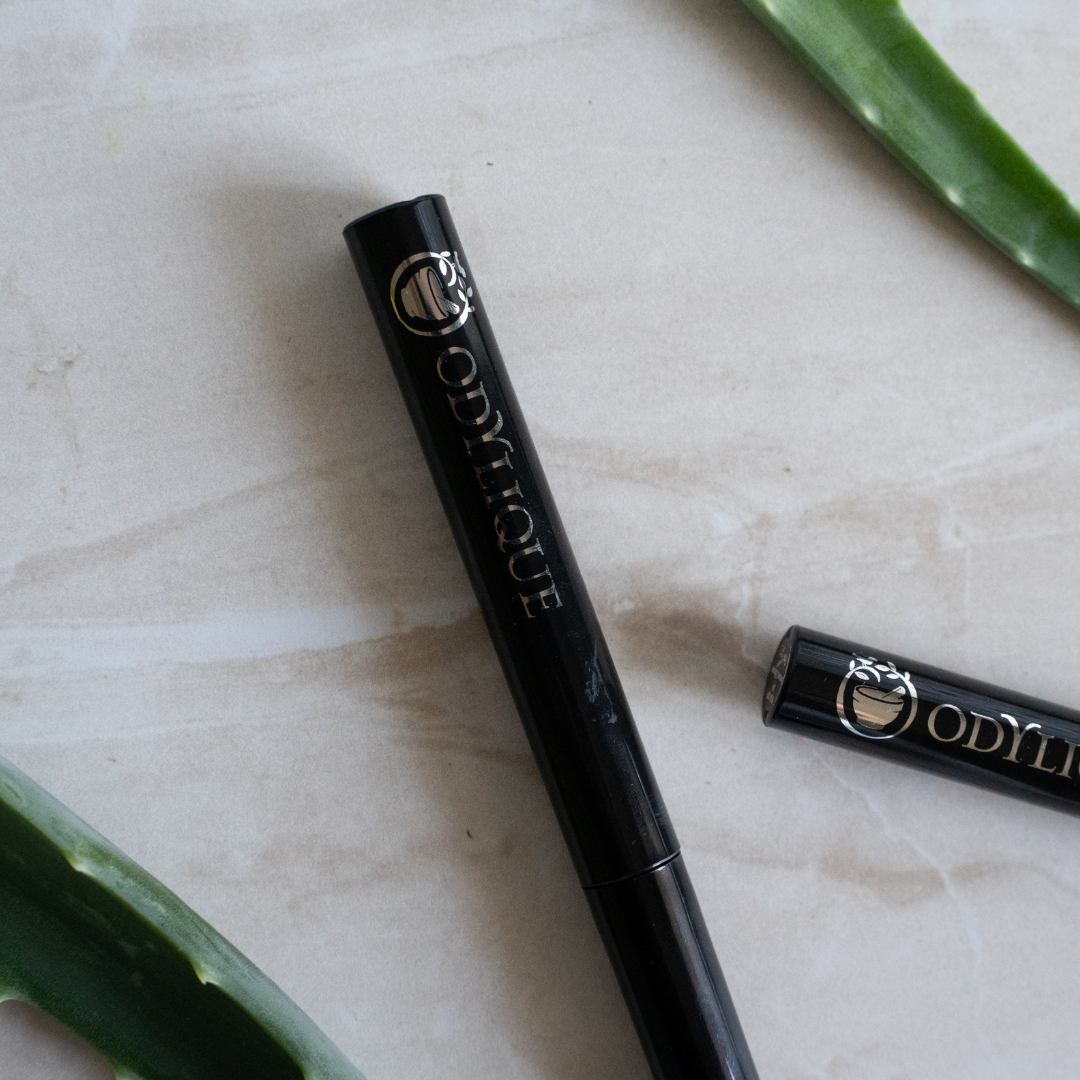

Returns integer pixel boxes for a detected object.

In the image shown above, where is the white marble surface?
[2,2,1080,1078]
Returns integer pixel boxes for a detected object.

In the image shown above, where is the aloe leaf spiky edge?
[0,754,367,1080]
[741,0,1080,310]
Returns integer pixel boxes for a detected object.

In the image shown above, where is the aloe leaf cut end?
[0,756,367,1080]
[741,0,1080,310]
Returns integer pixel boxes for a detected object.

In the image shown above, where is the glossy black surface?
[764,625,1080,815]
[587,855,757,1080]
[345,196,757,1080]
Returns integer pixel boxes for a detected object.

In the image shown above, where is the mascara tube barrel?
[345,196,757,1080]
[764,625,1080,815]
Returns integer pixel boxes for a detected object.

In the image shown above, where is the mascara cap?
[343,196,679,884]
[764,626,1080,815]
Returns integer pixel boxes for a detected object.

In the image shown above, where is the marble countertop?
[3,2,1079,1078]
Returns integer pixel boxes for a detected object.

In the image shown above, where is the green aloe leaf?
[741,0,1080,309]
[0,754,367,1080]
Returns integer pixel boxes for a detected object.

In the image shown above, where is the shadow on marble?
[0,1000,114,1080]
[610,589,769,707]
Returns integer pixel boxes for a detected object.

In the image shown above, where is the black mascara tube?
[345,196,757,1080]
[764,625,1080,816]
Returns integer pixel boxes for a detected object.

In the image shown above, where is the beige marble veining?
[3,2,1080,1079]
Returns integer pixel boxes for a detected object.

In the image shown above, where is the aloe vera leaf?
[0,754,366,1080]
[740,0,1080,309]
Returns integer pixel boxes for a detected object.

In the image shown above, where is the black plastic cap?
[764,626,1080,815]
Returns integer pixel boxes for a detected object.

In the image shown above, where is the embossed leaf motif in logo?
[837,656,918,739]
[390,251,474,336]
